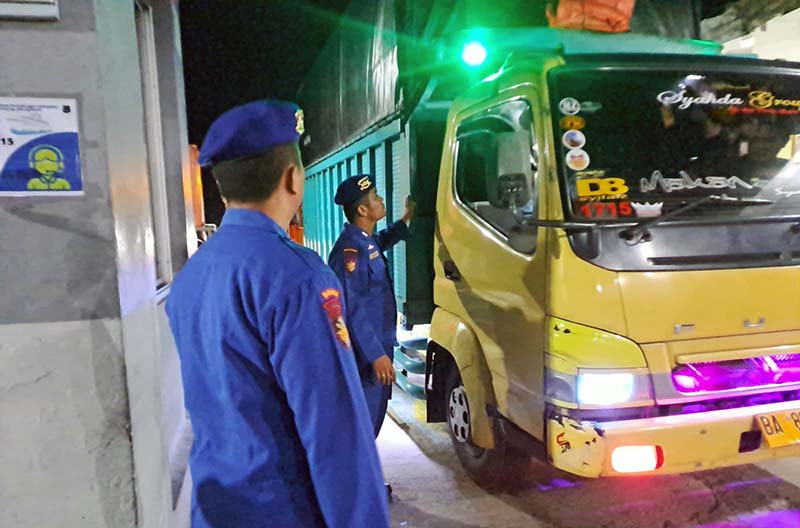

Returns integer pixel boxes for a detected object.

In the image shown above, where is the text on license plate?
[756,410,800,448]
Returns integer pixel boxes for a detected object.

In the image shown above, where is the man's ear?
[356,202,368,218]
[284,164,302,196]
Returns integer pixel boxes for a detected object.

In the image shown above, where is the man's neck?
[227,197,294,232]
[352,218,376,235]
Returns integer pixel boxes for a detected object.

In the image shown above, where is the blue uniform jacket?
[166,209,389,528]
[328,221,409,374]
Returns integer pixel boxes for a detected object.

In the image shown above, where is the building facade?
[0,1,193,526]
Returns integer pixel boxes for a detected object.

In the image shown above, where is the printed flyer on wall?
[0,97,82,196]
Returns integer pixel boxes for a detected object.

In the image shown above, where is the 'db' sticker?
[562,130,586,149]
[559,97,581,115]
[565,149,590,171]
[576,177,629,200]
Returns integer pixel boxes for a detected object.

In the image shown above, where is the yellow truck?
[301,17,800,483]
[424,28,800,484]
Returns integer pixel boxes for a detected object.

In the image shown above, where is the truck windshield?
[548,67,800,223]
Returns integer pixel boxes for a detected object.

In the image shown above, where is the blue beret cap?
[199,99,304,167]
[334,174,376,206]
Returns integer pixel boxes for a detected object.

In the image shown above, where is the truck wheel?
[445,366,529,488]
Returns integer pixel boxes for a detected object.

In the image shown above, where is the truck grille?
[672,354,800,394]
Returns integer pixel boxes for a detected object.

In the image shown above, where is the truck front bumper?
[548,399,800,478]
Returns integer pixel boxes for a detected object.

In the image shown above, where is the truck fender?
[427,308,496,449]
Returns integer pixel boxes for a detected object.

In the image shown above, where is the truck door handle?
[443,260,461,281]
[744,318,766,329]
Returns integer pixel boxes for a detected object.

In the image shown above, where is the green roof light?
[461,41,487,67]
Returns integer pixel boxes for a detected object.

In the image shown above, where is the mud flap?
[548,416,605,478]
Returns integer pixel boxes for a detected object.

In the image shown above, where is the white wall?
[0,1,192,526]
[0,319,135,527]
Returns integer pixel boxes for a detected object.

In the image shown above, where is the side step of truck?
[394,331,428,399]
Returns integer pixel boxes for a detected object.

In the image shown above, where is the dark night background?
[179,0,733,223]
[180,1,734,143]
[180,0,350,146]
[180,0,351,222]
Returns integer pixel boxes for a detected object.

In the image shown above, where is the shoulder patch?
[321,288,351,349]
[344,248,358,273]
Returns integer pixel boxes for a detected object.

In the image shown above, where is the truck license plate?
[756,411,800,448]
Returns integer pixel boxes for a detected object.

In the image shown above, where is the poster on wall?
[0,1,59,21]
[0,97,82,196]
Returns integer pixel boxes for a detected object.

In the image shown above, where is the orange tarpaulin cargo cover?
[547,0,637,33]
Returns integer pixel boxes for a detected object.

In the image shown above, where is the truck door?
[437,93,548,439]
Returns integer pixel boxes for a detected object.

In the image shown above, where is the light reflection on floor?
[696,508,800,528]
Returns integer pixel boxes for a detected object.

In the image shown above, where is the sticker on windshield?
[730,105,800,116]
[562,130,586,149]
[580,101,603,113]
[559,97,581,115]
[657,88,800,115]
[572,171,633,219]
[747,91,800,111]
[560,116,585,130]
[631,202,663,218]
[577,201,634,219]
[776,188,800,198]
[640,170,755,194]
[657,90,744,110]
[576,176,628,200]
[565,149,590,171]
[575,170,605,178]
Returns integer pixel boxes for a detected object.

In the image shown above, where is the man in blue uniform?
[166,101,389,528]
[328,175,414,441]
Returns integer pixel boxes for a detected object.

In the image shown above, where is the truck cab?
[425,28,800,483]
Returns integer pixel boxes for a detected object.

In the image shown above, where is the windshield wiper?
[620,195,774,242]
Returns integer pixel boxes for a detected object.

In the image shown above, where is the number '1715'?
[579,201,632,218]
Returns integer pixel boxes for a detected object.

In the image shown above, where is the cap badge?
[357,176,371,191]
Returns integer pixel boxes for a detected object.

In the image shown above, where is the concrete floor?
[379,389,800,528]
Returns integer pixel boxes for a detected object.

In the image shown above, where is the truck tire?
[444,365,530,488]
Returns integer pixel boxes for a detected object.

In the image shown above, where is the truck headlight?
[576,369,653,408]
[578,373,634,405]
[545,366,653,409]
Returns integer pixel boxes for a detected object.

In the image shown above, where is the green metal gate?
[303,120,407,309]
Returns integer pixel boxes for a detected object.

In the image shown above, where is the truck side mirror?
[488,132,532,211]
